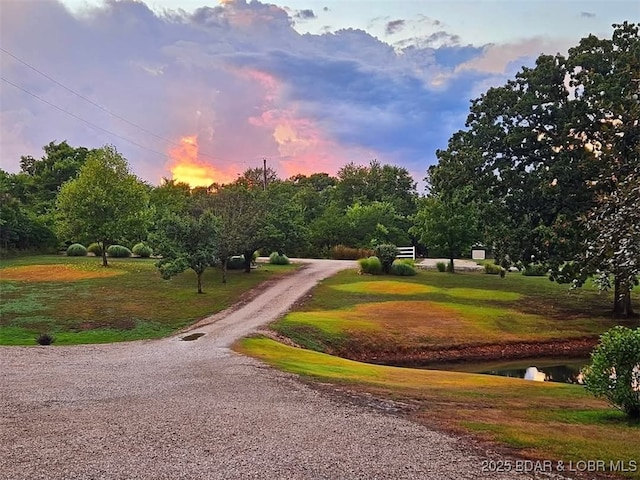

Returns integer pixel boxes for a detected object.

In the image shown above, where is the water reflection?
[427,358,588,384]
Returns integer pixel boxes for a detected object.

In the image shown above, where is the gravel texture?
[1,260,562,479]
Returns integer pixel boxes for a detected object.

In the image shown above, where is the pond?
[425,358,589,384]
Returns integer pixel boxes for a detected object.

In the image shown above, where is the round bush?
[391,260,417,276]
[87,242,103,257]
[436,261,447,272]
[269,252,290,265]
[583,326,640,418]
[107,244,132,258]
[132,242,152,258]
[358,256,383,275]
[66,243,87,256]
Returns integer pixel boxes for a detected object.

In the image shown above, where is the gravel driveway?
[1,259,551,479]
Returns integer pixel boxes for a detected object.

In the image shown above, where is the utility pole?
[263,157,267,191]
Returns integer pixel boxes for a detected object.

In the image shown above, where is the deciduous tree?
[55,145,149,266]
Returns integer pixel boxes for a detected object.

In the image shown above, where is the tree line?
[0,23,637,315]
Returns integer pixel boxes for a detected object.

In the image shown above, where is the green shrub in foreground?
[132,242,152,258]
[391,260,417,276]
[436,261,446,272]
[66,243,87,256]
[374,244,398,274]
[358,256,382,275]
[107,244,132,258]
[269,252,290,265]
[87,242,103,257]
[583,326,640,419]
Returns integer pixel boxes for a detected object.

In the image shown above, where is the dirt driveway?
[1,259,539,479]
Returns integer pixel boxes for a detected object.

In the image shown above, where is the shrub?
[436,261,446,272]
[107,244,132,258]
[87,242,102,257]
[582,326,640,418]
[331,245,375,260]
[36,333,55,345]
[132,242,152,258]
[66,243,87,256]
[522,263,548,276]
[358,256,383,275]
[485,263,504,275]
[374,244,398,274]
[269,252,290,265]
[391,260,416,276]
[227,255,245,270]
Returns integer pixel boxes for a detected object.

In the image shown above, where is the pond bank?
[351,337,598,368]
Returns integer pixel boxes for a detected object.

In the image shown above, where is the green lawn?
[0,255,296,345]
[235,268,640,478]
[268,269,636,362]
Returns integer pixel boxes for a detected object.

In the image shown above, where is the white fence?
[396,246,416,260]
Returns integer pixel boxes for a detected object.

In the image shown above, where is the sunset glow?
[169,135,237,188]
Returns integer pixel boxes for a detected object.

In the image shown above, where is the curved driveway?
[1,260,543,479]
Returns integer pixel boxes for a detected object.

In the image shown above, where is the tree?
[152,211,220,294]
[209,184,264,282]
[55,145,149,266]
[15,141,94,219]
[410,192,480,272]
[565,165,640,317]
[429,23,639,313]
[0,169,56,252]
[583,326,640,418]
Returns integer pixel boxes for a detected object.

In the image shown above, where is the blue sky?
[1,0,637,188]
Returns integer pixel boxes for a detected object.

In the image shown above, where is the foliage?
[268,252,290,265]
[13,141,94,219]
[583,326,640,418]
[35,333,55,346]
[485,263,506,278]
[107,245,132,258]
[358,256,383,275]
[390,260,417,276]
[428,23,639,314]
[374,244,398,274]
[87,242,103,257]
[151,211,221,294]
[0,170,57,253]
[66,243,87,256]
[331,245,374,260]
[436,261,446,272]
[410,192,479,273]
[522,264,548,277]
[132,242,152,258]
[55,145,149,267]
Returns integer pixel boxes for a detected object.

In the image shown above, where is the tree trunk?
[221,258,227,284]
[243,249,253,273]
[448,256,455,273]
[197,271,203,294]
[613,277,636,318]
[101,241,108,267]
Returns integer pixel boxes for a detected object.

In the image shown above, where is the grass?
[237,336,640,478]
[0,255,297,345]
[235,267,640,478]
[267,269,632,361]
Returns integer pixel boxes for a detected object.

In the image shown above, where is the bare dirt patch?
[0,264,124,282]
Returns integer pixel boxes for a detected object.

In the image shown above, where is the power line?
[0,47,221,162]
[1,76,172,161]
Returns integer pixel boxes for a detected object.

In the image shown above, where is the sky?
[0,0,637,189]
